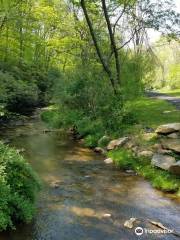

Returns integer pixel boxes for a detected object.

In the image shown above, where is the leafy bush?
[108,149,137,170]
[0,71,38,113]
[41,108,62,128]
[0,142,41,230]
[51,66,138,139]
[84,134,100,148]
[0,62,59,115]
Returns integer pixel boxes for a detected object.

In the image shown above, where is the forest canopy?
[0,0,179,116]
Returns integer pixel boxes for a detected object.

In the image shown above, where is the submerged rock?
[155,123,180,135]
[124,218,137,229]
[151,154,176,170]
[50,181,61,188]
[102,213,112,218]
[107,137,129,150]
[169,161,180,176]
[125,170,137,175]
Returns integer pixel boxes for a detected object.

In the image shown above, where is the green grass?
[42,98,180,193]
[158,88,180,97]
[108,149,180,193]
[125,97,180,129]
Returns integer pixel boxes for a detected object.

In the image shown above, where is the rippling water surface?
[0,111,179,240]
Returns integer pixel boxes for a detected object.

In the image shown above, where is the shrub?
[0,62,59,115]
[84,134,100,148]
[108,149,137,170]
[0,71,38,114]
[0,142,41,230]
[41,109,62,128]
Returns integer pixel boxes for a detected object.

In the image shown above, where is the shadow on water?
[0,111,180,240]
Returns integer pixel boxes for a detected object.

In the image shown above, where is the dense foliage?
[0,0,180,229]
[151,38,180,89]
[0,142,40,230]
[0,62,57,115]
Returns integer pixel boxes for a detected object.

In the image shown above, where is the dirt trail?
[147,91,180,110]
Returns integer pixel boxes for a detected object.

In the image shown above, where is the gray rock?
[161,139,180,154]
[107,137,129,150]
[169,161,180,176]
[155,123,180,134]
[125,170,136,175]
[124,141,135,149]
[132,146,139,153]
[157,148,172,155]
[94,147,106,155]
[137,150,153,158]
[151,154,176,170]
[102,213,112,218]
[167,133,179,139]
[50,181,61,188]
[104,158,113,164]
[124,218,137,229]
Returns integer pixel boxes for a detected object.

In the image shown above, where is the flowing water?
[0,111,180,240]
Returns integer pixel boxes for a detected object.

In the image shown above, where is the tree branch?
[80,0,117,94]
[101,0,121,85]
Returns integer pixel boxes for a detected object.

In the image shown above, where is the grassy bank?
[108,149,180,193]
[41,97,180,193]
[0,142,41,230]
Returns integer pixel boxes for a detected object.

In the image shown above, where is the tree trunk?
[101,0,121,86]
[80,0,117,94]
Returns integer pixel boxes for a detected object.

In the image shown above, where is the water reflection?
[0,114,179,240]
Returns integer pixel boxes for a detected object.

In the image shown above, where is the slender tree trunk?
[80,0,117,94]
[19,3,24,65]
[101,0,121,86]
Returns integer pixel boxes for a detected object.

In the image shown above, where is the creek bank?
[1,109,180,239]
[40,109,180,193]
[90,123,180,193]
[48,122,180,194]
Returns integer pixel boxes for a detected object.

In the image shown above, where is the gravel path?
[146,91,180,110]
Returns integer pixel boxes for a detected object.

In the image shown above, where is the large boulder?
[155,123,180,135]
[151,154,176,170]
[161,139,180,154]
[107,137,129,151]
[169,161,180,176]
